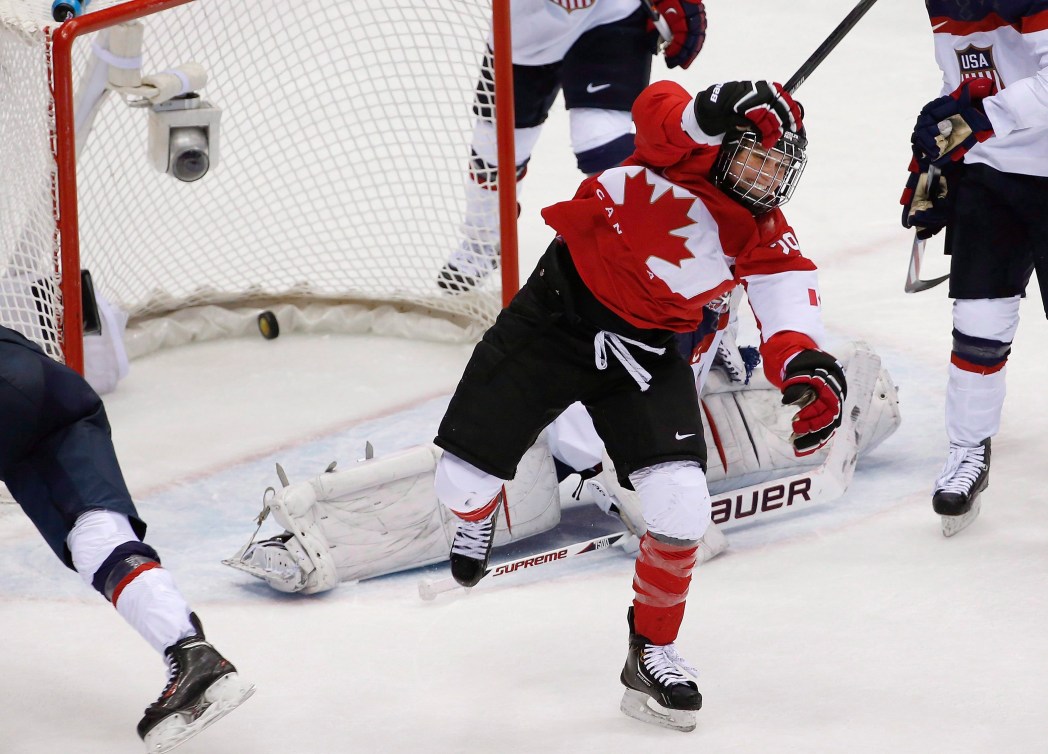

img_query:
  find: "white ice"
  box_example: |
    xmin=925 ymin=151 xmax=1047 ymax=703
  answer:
xmin=3 ymin=1 xmax=1048 ymax=752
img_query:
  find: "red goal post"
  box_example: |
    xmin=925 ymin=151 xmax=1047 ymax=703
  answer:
xmin=0 ymin=0 xmax=518 ymax=373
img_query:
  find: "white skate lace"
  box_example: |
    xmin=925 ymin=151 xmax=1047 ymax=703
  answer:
xmin=934 ymin=443 xmax=986 ymax=495
xmin=643 ymin=643 xmax=698 ymax=686
xmin=593 ymin=331 xmax=666 ymax=392
xmin=450 ymin=516 xmax=496 ymax=559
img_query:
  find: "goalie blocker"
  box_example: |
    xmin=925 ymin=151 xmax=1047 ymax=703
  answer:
xmin=224 ymin=342 xmax=899 ymax=594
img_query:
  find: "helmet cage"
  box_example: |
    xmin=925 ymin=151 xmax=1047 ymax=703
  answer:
xmin=713 ymin=130 xmax=807 ymax=214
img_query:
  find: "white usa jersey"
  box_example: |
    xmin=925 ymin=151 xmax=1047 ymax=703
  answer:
xmin=926 ymin=0 xmax=1048 ymax=176
xmin=503 ymin=0 xmax=642 ymax=66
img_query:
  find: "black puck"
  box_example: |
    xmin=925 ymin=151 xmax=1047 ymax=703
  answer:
xmin=257 ymin=310 xmax=280 ymax=340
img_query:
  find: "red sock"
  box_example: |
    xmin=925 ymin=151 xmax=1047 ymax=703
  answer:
xmin=632 ymin=533 xmax=698 ymax=645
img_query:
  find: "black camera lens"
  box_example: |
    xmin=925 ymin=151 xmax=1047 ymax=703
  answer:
xmin=173 ymin=149 xmax=209 ymax=182
xmin=169 ymin=127 xmax=210 ymax=182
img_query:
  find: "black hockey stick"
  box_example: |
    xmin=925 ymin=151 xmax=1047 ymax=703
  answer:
xmin=784 ymin=0 xmax=880 ymax=93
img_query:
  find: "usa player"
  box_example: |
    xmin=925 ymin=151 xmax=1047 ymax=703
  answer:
xmin=438 ymin=0 xmax=707 ymax=292
xmin=0 ymin=325 xmax=253 ymax=751
xmin=432 ymin=78 xmax=846 ymax=730
xmin=901 ymin=0 xmax=1048 ymax=535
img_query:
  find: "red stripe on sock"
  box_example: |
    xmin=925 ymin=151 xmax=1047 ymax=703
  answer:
xmin=453 ymin=488 xmax=503 ymax=523
xmin=111 ymin=562 xmax=160 ymax=606
xmin=951 ymin=353 xmax=1006 ymax=375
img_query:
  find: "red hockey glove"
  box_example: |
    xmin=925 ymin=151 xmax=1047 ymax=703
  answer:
xmin=693 ymin=81 xmax=803 ymax=148
xmin=900 ymin=155 xmax=952 ymax=239
xmin=649 ymin=0 xmax=706 ymax=70
xmin=781 ymin=349 xmax=847 ymax=457
xmin=911 ymin=78 xmax=996 ymax=167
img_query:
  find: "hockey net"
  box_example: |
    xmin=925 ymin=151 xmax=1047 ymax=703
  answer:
xmin=0 ymin=0 xmax=515 ymax=369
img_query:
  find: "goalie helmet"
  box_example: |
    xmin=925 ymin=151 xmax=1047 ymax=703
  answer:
xmin=713 ymin=129 xmax=807 ymax=214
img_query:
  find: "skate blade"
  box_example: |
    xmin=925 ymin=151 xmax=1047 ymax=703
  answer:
xmin=941 ymin=496 xmax=982 ymax=538
xmin=619 ymin=689 xmax=696 ymax=732
xmin=143 ymin=673 xmax=256 ymax=754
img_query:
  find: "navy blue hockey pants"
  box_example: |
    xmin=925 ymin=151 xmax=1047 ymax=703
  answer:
xmin=0 ymin=326 xmax=143 ymax=568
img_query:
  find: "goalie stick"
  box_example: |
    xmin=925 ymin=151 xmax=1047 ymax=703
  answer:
xmin=904 ymin=165 xmax=951 ymax=293
xmin=418 ymin=531 xmax=631 ymax=601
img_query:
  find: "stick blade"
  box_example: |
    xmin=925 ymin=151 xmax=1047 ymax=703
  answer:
xmin=904 ymin=273 xmax=950 ymax=293
xmin=905 ymin=231 xmax=950 ymax=293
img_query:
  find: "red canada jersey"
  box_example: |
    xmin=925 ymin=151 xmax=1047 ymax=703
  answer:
xmin=540 ymin=81 xmax=818 ymax=334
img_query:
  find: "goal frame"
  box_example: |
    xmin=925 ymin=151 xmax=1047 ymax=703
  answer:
xmin=47 ymin=0 xmax=519 ymax=374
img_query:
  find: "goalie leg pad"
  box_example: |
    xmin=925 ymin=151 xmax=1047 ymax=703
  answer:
xmin=233 ymin=438 xmax=563 ymax=591
xmin=260 ymin=482 xmax=339 ymax=595
xmin=699 ymin=340 xmax=902 ymax=492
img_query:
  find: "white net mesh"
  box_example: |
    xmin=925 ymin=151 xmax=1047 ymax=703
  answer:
xmin=0 ymin=0 xmax=506 ymax=360
xmin=0 ymin=7 xmax=63 ymax=359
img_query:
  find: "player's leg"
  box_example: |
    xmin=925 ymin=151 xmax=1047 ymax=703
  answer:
xmin=561 ymin=7 xmax=652 ymax=175
xmin=0 ymin=329 xmax=252 ymax=749
xmin=439 ymin=55 xmax=561 ymax=293
xmin=585 ymin=344 xmax=710 ymax=729
xmin=935 ymin=164 xmax=1039 ymax=533
xmin=435 ymin=248 xmax=598 ymax=584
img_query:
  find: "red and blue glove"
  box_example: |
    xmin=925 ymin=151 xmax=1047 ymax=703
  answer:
xmin=781 ymin=350 xmax=847 ymax=457
xmin=911 ymin=78 xmax=996 ymax=167
xmin=649 ymin=0 xmax=707 ymax=70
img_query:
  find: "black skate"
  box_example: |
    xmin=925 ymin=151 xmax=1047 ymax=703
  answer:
xmin=619 ymin=607 xmax=701 ymax=732
xmin=932 ymin=439 xmax=990 ymax=537
xmin=449 ymin=490 xmax=503 ymax=587
xmin=139 ymin=614 xmax=255 ymax=753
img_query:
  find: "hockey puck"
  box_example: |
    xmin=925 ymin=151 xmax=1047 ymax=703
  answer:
xmin=257 ymin=310 xmax=280 ymax=340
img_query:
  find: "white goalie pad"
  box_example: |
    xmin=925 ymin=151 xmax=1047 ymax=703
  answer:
xmin=226 ymin=434 xmax=561 ymax=593
xmin=699 ymin=341 xmax=901 ymax=493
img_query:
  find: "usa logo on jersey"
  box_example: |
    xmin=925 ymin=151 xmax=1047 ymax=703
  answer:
xmin=955 ymin=44 xmax=1004 ymax=90
xmin=548 ymin=0 xmax=597 ymax=11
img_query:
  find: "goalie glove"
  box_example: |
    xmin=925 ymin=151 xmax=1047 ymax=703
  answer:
xmin=781 ymin=349 xmax=847 ymax=457
xmin=649 ymin=0 xmax=706 ymax=70
xmin=693 ymin=80 xmax=803 ymax=148
xmin=900 ymin=156 xmax=953 ymax=239
xmin=911 ymin=78 xmax=996 ymax=167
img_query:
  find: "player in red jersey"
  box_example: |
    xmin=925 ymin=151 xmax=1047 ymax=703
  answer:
xmin=432 ymin=78 xmax=846 ymax=730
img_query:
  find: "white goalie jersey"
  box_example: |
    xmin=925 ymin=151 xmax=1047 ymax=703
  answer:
xmin=224 ymin=341 xmax=900 ymax=595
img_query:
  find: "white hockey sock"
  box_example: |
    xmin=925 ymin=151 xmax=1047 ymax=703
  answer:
xmin=115 ymin=568 xmax=195 ymax=654
xmin=945 ymin=363 xmax=1006 ymax=447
